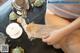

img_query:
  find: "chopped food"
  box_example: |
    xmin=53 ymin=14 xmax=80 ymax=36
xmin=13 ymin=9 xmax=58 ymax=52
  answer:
xmin=26 ymin=23 xmax=58 ymax=40
xmin=17 ymin=11 xmax=22 ymax=16
xmin=27 ymin=23 xmax=40 ymax=33
xmin=9 ymin=11 xmax=18 ymax=20
xmin=30 ymin=0 xmax=36 ymax=3
xmin=34 ymin=0 xmax=44 ymax=7
xmin=15 ymin=0 xmax=30 ymax=10
xmin=12 ymin=47 xmax=24 ymax=53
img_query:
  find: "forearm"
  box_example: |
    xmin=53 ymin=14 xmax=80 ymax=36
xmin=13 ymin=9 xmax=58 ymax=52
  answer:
xmin=61 ymin=17 xmax=80 ymax=35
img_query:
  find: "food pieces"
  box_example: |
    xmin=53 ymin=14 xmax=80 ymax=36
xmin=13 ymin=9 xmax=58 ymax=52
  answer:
xmin=30 ymin=0 xmax=44 ymax=7
xmin=15 ymin=0 xmax=29 ymax=10
xmin=11 ymin=0 xmax=30 ymax=20
xmin=12 ymin=2 xmax=21 ymax=10
xmin=9 ymin=11 xmax=18 ymax=20
xmin=12 ymin=47 xmax=24 ymax=53
xmin=26 ymin=23 xmax=58 ymax=40
xmin=30 ymin=0 xmax=36 ymax=3
xmin=15 ymin=0 xmax=24 ymax=8
xmin=34 ymin=0 xmax=44 ymax=7
xmin=27 ymin=23 xmax=40 ymax=33
xmin=24 ymin=23 xmax=41 ymax=40
xmin=16 ymin=11 xmax=22 ymax=16
xmin=6 ymin=23 xmax=23 ymax=39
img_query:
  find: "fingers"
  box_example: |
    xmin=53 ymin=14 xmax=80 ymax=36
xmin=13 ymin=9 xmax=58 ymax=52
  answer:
xmin=42 ymin=35 xmax=49 ymax=39
xmin=42 ymin=35 xmax=54 ymax=45
xmin=17 ymin=17 xmax=25 ymax=24
xmin=17 ymin=17 xmax=22 ymax=23
xmin=42 ymin=34 xmax=49 ymax=43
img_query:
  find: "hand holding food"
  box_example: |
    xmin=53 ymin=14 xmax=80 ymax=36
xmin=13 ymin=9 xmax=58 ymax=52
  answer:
xmin=12 ymin=47 xmax=24 ymax=53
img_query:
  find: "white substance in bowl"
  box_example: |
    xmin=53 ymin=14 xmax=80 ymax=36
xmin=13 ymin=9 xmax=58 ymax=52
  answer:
xmin=6 ymin=23 xmax=23 ymax=39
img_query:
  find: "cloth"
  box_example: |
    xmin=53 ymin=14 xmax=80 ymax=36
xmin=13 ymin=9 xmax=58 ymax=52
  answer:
xmin=48 ymin=0 xmax=80 ymax=19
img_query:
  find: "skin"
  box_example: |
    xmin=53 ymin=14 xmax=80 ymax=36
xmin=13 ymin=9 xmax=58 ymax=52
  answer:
xmin=17 ymin=14 xmax=80 ymax=53
xmin=42 ymin=16 xmax=80 ymax=44
xmin=17 ymin=12 xmax=80 ymax=53
xmin=44 ymin=12 xmax=80 ymax=53
xmin=16 ymin=3 xmax=80 ymax=53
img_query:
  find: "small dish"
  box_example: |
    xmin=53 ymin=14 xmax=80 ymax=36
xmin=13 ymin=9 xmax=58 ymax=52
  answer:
xmin=6 ymin=23 xmax=23 ymax=39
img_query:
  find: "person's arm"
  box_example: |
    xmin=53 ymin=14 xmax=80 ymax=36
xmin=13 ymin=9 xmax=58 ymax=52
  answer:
xmin=55 ymin=17 xmax=80 ymax=36
xmin=42 ymin=17 xmax=80 ymax=44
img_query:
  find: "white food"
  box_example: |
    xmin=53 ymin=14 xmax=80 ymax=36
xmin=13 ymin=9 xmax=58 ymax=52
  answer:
xmin=6 ymin=23 xmax=23 ymax=39
xmin=9 ymin=11 xmax=18 ymax=20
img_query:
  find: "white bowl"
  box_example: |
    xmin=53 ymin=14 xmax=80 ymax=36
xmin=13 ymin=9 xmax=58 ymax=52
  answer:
xmin=6 ymin=23 xmax=23 ymax=39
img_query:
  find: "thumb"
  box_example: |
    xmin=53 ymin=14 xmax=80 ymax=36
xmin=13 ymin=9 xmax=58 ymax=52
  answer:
xmin=42 ymin=35 xmax=49 ymax=39
xmin=42 ymin=35 xmax=50 ymax=43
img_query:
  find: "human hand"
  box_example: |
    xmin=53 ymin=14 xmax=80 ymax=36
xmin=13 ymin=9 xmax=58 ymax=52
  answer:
xmin=17 ymin=17 xmax=24 ymax=23
xmin=42 ymin=29 xmax=66 ymax=45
